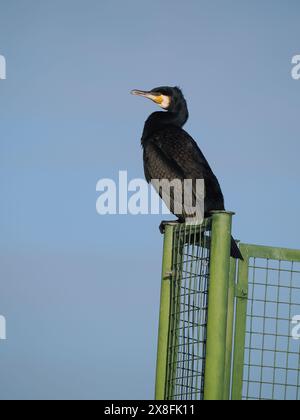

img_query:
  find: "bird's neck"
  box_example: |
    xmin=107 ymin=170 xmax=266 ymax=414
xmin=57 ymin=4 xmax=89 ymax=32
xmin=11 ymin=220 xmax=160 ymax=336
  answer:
xmin=142 ymin=101 xmax=189 ymax=143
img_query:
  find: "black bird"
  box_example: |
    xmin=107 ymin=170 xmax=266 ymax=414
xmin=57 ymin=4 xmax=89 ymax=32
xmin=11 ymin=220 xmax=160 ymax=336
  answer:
xmin=131 ymin=86 xmax=243 ymax=260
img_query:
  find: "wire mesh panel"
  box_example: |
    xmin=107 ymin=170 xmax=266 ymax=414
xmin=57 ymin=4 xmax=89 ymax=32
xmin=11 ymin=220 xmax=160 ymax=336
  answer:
xmin=234 ymin=245 xmax=300 ymax=400
xmin=165 ymin=220 xmax=211 ymax=400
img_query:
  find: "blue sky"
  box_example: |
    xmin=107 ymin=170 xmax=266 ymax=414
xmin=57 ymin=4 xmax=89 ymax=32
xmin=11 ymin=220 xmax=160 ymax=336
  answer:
xmin=0 ymin=0 xmax=299 ymax=399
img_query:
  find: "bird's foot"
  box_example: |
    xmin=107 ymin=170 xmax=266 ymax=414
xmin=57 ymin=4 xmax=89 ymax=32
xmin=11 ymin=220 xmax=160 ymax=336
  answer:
xmin=159 ymin=219 xmax=182 ymax=234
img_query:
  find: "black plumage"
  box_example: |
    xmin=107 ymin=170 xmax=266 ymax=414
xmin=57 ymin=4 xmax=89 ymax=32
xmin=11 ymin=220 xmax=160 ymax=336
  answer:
xmin=132 ymin=86 xmax=243 ymax=260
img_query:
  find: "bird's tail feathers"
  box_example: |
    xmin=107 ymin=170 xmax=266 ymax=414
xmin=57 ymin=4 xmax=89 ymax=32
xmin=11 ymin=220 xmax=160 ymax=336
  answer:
xmin=231 ymin=236 xmax=243 ymax=260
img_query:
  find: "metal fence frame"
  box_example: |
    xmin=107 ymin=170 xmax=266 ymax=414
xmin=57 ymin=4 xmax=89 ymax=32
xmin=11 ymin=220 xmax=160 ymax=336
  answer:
xmin=155 ymin=213 xmax=300 ymax=400
xmin=155 ymin=211 xmax=234 ymax=400
xmin=232 ymin=244 xmax=300 ymax=400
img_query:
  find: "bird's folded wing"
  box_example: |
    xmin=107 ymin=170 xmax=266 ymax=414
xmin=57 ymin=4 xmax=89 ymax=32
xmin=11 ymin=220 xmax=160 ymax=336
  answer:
xmin=152 ymin=126 xmax=212 ymax=177
xmin=150 ymin=126 xmax=225 ymax=212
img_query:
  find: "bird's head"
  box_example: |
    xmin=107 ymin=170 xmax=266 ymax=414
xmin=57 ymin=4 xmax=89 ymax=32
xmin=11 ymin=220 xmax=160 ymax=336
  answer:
xmin=131 ymin=86 xmax=185 ymax=112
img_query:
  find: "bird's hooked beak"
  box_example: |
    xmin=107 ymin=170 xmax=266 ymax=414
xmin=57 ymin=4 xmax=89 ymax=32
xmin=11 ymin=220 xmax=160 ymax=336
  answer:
xmin=131 ymin=89 xmax=171 ymax=109
xmin=131 ymin=89 xmax=164 ymax=105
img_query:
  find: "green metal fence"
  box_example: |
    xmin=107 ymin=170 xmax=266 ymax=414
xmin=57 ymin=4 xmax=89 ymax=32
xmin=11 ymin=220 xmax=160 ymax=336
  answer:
xmin=155 ymin=221 xmax=210 ymax=400
xmin=232 ymin=244 xmax=300 ymax=400
xmin=155 ymin=213 xmax=300 ymax=400
xmin=165 ymin=221 xmax=211 ymax=400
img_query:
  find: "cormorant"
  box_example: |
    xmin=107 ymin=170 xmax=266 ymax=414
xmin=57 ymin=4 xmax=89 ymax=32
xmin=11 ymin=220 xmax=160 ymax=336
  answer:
xmin=131 ymin=86 xmax=243 ymax=260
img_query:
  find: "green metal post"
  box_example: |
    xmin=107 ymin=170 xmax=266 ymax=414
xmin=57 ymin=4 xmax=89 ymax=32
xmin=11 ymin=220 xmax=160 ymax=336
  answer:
xmin=155 ymin=225 xmax=174 ymax=400
xmin=223 ymin=256 xmax=237 ymax=400
xmin=204 ymin=211 xmax=233 ymax=400
xmin=231 ymin=244 xmax=249 ymax=400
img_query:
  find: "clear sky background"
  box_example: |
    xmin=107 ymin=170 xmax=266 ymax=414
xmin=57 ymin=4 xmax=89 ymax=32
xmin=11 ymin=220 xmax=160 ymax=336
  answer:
xmin=0 ymin=0 xmax=299 ymax=400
